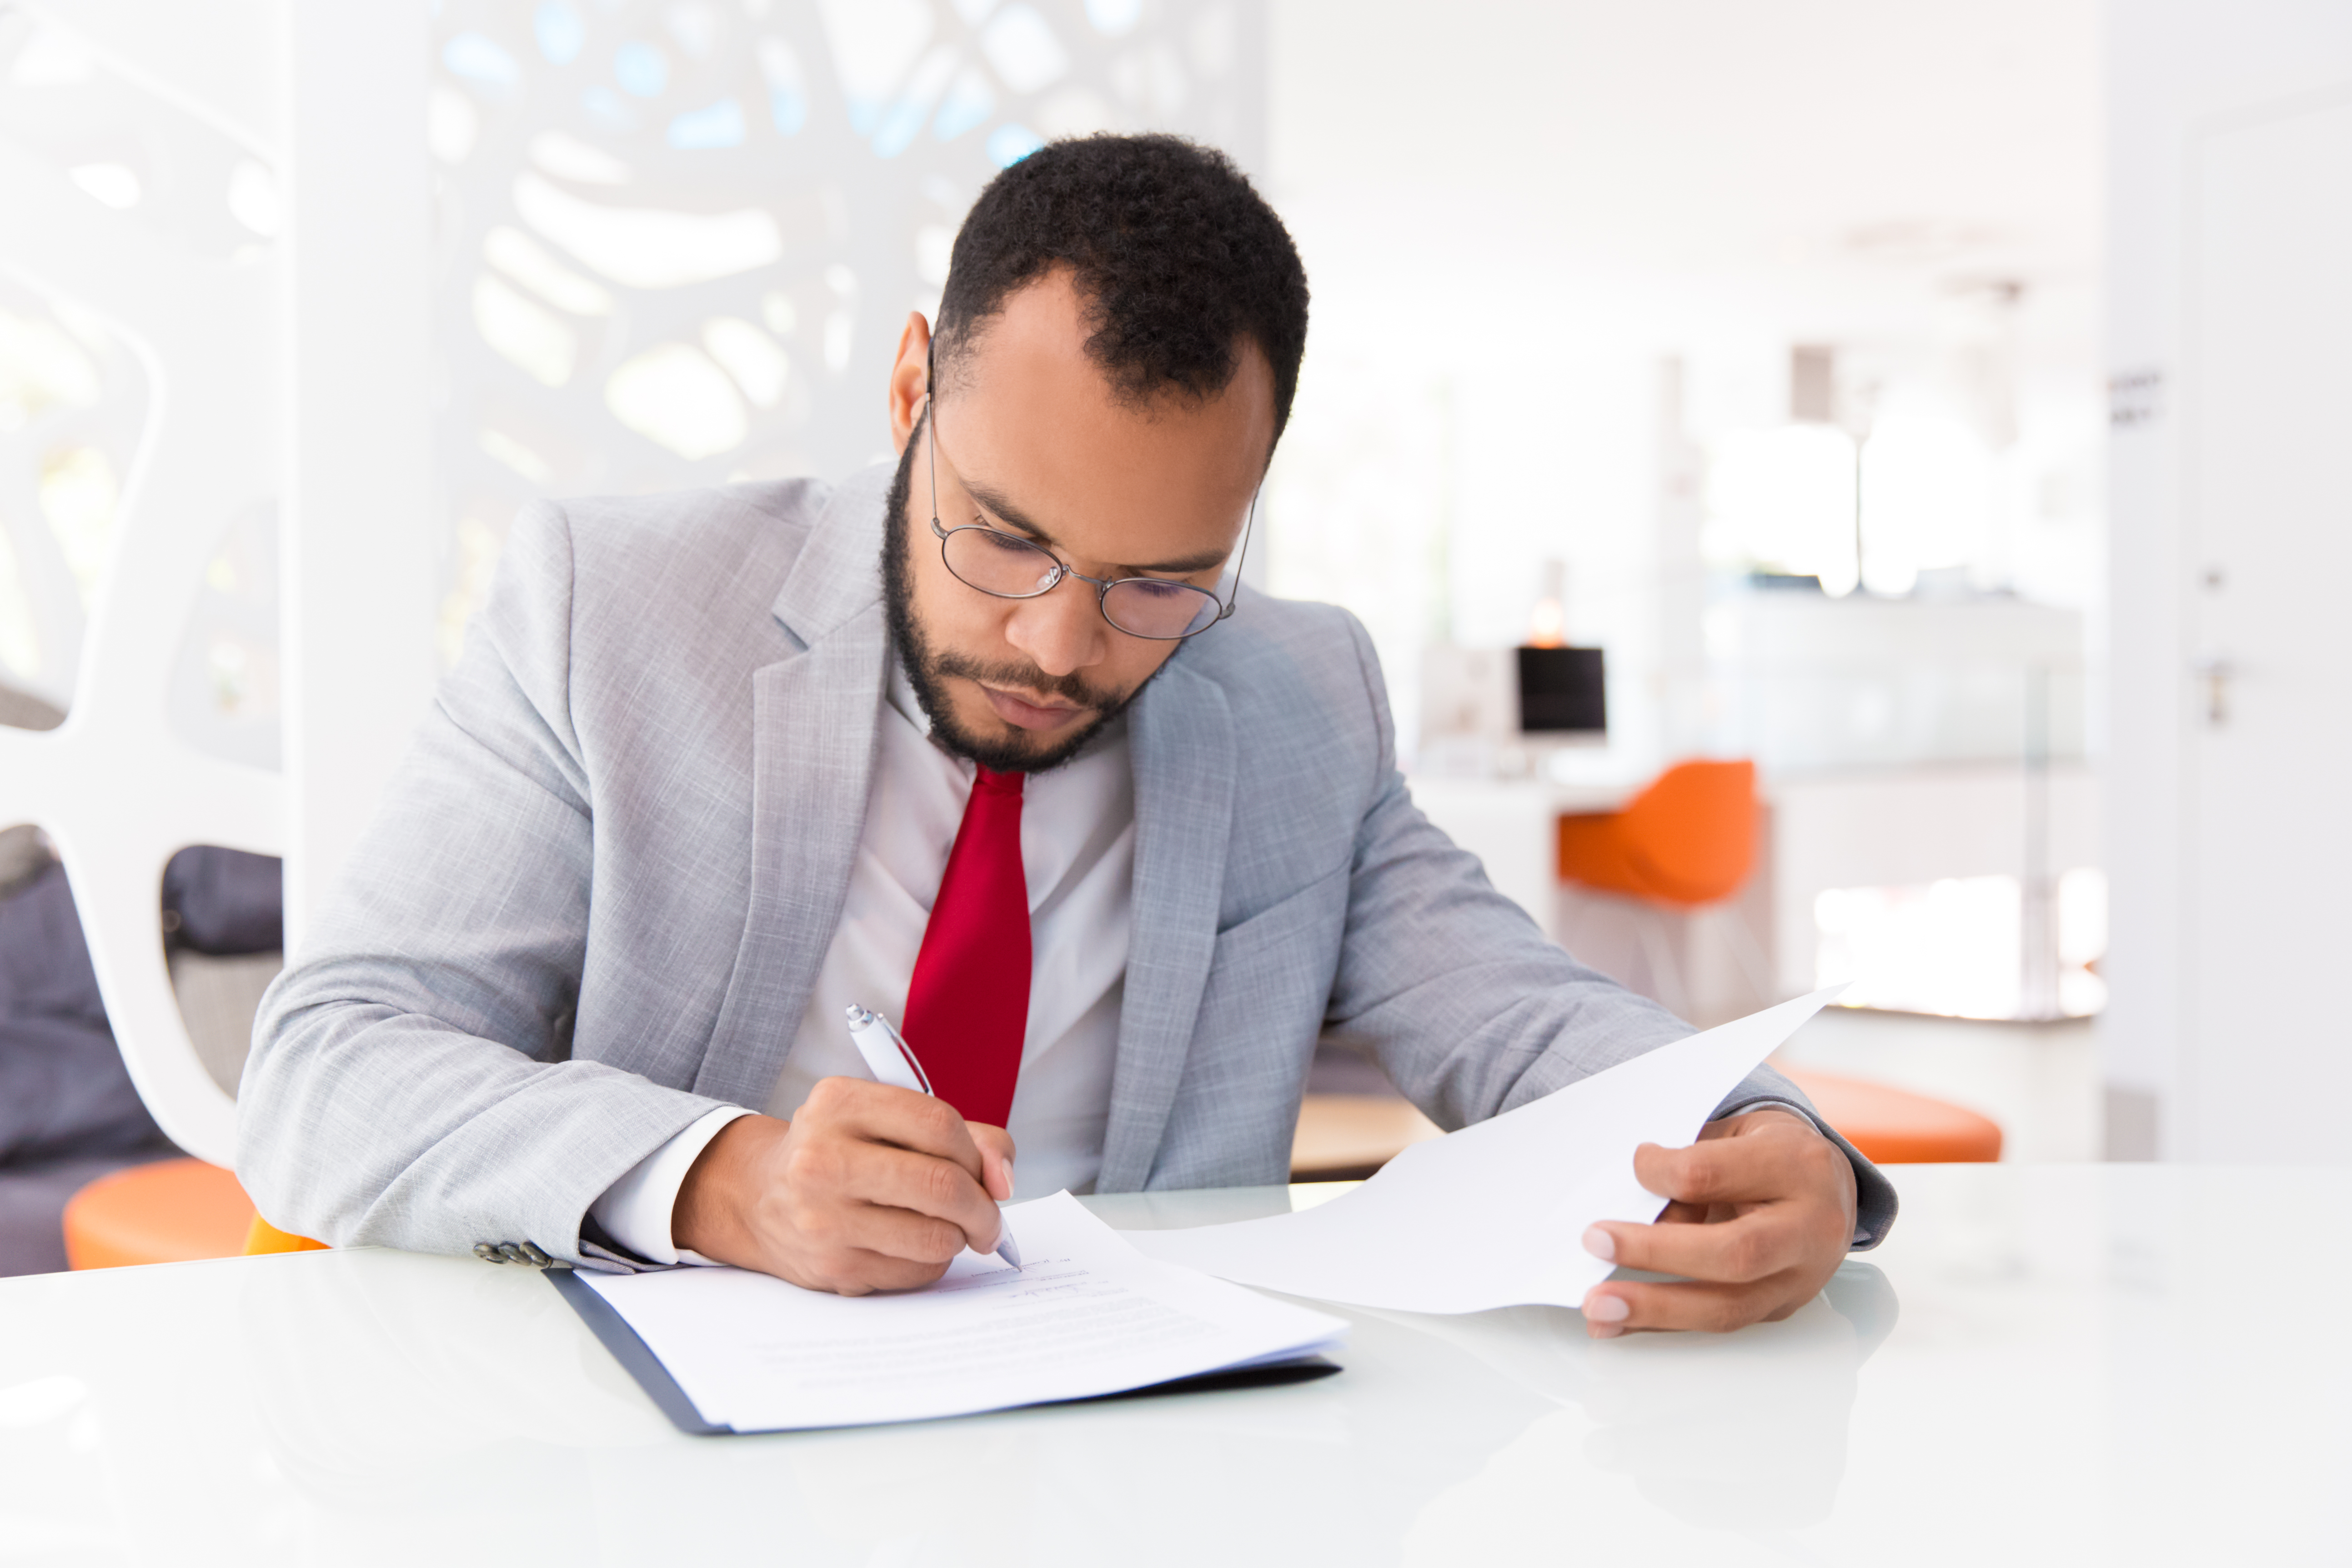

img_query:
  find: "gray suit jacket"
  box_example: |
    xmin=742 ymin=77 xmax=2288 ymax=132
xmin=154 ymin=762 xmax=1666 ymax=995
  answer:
xmin=239 ymin=465 xmax=1896 ymax=1268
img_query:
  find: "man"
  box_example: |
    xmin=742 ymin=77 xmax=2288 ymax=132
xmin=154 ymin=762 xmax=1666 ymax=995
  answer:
xmin=242 ymin=135 xmax=1892 ymax=1338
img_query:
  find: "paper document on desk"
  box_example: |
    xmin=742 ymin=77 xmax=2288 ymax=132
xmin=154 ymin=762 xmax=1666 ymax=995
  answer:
xmin=1126 ymin=987 xmax=1845 ymax=1314
xmin=567 ymin=1191 xmax=1346 ymax=1433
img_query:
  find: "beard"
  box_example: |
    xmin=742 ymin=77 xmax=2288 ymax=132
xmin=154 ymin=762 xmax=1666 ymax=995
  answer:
xmin=881 ymin=418 xmax=1153 ymax=775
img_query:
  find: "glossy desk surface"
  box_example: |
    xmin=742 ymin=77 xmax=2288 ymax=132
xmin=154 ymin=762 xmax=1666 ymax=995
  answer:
xmin=0 ymin=1165 xmax=2340 ymax=1565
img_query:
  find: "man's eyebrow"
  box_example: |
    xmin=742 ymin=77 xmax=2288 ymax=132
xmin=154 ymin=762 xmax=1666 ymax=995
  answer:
xmin=962 ymin=475 xmax=1234 ymax=576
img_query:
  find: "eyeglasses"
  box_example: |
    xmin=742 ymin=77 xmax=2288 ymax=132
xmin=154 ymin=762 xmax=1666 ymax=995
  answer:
xmin=923 ymin=371 xmax=1255 ymax=642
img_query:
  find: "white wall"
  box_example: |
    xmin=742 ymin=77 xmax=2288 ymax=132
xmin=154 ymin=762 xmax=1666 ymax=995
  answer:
xmin=1264 ymin=0 xmax=2105 ymax=783
xmin=282 ymin=2 xmax=440 ymax=945
xmin=2104 ymin=0 xmax=2352 ymax=1157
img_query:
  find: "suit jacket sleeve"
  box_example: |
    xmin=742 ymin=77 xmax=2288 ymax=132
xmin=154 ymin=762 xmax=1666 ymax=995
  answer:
xmin=236 ymin=501 xmax=729 ymax=1266
xmin=1317 ymin=614 xmax=1897 ymax=1249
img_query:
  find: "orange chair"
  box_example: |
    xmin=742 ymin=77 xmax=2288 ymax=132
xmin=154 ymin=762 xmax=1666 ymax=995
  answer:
xmin=1555 ymin=761 xmax=1997 ymax=1163
xmin=62 ymin=1158 xmax=325 ymax=1269
xmin=1555 ymin=760 xmax=1765 ymax=1017
xmin=1557 ymin=759 xmax=1757 ymax=906
xmin=1775 ymin=1066 xmax=2004 ymax=1163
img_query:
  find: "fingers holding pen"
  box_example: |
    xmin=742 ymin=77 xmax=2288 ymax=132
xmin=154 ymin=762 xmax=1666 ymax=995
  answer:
xmin=806 ymin=1077 xmax=985 ymax=1172
xmin=811 ymin=1080 xmax=1018 ymax=1200
xmin=967 ymin=1122 xmax=1018 ymax=1202
xmin=679 ymin=1080 xmax=1023 ymax=1293
xmin=784 ymin=1096 xmax=1005 ymax=1253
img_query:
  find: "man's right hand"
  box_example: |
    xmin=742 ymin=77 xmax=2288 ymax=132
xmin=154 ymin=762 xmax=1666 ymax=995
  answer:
xmin=671 ymin=1077 xmax=1017 ymax=1294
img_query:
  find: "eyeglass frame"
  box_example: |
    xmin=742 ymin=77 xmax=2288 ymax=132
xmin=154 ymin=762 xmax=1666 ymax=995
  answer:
xmin=921 ymin=347 xmax=1257 ymax=642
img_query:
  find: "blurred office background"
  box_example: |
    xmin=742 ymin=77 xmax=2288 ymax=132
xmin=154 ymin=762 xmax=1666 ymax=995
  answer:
xmin=1 ymin=0 xmax=2347 ymax=1267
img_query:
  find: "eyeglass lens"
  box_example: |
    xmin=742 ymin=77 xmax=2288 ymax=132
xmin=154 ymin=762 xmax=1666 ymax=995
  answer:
xmin=939 ymin=527 xmax=1224 ymax=639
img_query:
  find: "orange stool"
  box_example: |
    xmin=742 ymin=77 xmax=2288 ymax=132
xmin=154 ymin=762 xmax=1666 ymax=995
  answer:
xmin=62 ymin=1159 xmax=328 ymax=1269
xmin=244 ymin=1214 xmax=329 ymax=1255
xmin=63 ymin=1158 xmax=257 ymax=1269
xmin=1558 ymin=759 xmax=1758 ymax=906
xmin=1776 ymin=1066 xmax=2004 ymax=1163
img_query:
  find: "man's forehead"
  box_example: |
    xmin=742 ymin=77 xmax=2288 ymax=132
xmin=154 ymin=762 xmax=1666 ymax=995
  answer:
xmin=945 ymin=336 xmax=1265 ymax=495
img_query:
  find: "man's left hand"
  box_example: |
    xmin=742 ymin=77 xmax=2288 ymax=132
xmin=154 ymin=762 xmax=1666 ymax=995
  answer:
xmin=1579 ymin=1108 xmax=1858 ymax=1338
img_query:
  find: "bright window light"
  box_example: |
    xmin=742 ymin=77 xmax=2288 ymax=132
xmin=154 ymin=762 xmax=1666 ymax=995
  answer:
xmin=2057 ymin=866 xmax=2108 ymax=1017
xmin=68 ymin=163 xmax=140 ymax=210
xmin=1707 ymin=425 xmax=1858 ymax=594
xmin=226 ymin=160 xmax=280 ymax=238
xmin=1816 ymin=876 xmax=2021 ymax=1020
xmin=473 ymin=274 xmax=577 ymax=387
xmin=701 ymin=316 xmax=789 ymax=408
xmin=512 ymin=173 xmax=781 ymax=289
xmin=981 ymin=5 xmax=1070 ymax=94
xmin=604 ymin=342 xmax=747 ymax=459
xmin=1859 ymin=414 xmax=1992 ymax=596
xmin=39 ymin=446 xmax=120 ymax=611
xmin=1817 ymin=868 xmax=2107 ymax=1019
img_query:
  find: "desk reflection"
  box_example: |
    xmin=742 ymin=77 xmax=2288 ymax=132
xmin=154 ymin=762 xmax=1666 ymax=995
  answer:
xmin=1584 ymin=1262 xmax=1897 ymax=1527
xmin=230 ymin=1223 xmax=1895 ymax=1562
xmin=20 ymin=1167 xmax=2337 ymax=1565
xmin=236 ymin=1249 xmax=1563 ymax=1563
xmin=1371 ymin=1259 xmax=1898 ymax=1532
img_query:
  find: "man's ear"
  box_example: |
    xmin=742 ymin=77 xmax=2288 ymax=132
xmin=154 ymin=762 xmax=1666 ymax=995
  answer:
xmin=887 ymin=312 xmax=933 ymax=454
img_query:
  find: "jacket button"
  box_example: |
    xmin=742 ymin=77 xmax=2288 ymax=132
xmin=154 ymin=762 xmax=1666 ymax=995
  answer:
xmin=518 ymin=1241 xmax=555 ymax=1267
xmin=474 ymin=1242 xmax=505 ymax=1263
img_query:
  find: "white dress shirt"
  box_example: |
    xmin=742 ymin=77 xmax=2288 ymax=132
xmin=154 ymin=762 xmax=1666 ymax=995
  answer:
xmin=590 ymin=659 xmax=1136 ymax=1264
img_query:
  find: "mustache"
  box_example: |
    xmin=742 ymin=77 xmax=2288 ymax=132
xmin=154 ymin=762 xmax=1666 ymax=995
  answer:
xmin=929 ymin=650 xmax=1126 ymax=713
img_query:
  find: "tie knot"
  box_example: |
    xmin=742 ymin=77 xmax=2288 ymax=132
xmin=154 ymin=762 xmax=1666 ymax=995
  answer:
xmin=973 ymin=766 xmax=1026 ymax=796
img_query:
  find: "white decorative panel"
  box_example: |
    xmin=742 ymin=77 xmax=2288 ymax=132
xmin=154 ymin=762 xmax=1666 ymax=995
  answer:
xmin=0 ymin=2 xmax=286 ymax=1164
xmin=427 ymin=0 xmax=1263 ymax=659
xmin=0 ymin=0 xmax=1265 ymax=1170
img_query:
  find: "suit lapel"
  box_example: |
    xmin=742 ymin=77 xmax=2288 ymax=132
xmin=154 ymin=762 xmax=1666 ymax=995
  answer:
xmin=1097 ymin=660 xmax=1235 ymax=1190
xmin=694 ymin=473 xmax=891 ymax=1104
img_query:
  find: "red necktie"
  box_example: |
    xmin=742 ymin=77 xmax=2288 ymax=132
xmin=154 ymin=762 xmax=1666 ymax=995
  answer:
xmin=901 ymin=766 xmax=1031 ymax=1127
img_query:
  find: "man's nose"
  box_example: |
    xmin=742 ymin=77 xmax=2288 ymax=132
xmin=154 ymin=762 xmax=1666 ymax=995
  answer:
xmin=1003 ymin=576 xmax=1108 ymax=678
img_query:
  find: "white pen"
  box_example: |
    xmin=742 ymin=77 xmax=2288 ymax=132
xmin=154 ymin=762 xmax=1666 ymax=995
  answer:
xmin=843 ymin=1004 xmax=1023 ymax=1270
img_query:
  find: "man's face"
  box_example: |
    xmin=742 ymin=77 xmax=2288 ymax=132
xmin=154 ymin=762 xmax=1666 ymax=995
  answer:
xmin=882 ymin=271 xmax=1275 ymax=773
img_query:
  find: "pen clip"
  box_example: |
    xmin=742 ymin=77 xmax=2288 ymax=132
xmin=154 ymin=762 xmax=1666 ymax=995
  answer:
xmin=845 ymin=1004 xmax=934 ymax=1096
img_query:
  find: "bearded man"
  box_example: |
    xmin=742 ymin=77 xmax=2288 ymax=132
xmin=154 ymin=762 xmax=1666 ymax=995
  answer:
xmin=241 ymin=134 xmax=1892 ymax=1337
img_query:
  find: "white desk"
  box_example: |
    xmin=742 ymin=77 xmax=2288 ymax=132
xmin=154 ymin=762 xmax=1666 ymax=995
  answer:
xmin=0 ymin=1166 xmax=2339 ymax=1565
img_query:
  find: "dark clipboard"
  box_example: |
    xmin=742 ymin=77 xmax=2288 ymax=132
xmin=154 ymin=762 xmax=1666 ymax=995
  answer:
xmin=549 ymin=1269 xmax=1342 ymax=1437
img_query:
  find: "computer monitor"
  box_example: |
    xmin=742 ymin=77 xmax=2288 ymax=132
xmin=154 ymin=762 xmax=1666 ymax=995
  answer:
xmin=1515 ymin=646 xmax=1606 ymax=735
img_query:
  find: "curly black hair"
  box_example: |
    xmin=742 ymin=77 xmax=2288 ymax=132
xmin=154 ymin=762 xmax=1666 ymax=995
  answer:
xmin=934 ymin=133 xmax=1309 ymax=447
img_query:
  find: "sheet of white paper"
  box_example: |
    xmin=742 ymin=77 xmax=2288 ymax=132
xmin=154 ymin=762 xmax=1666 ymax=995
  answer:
xmin=1126 ymin=987 xmax=1846 ymax=1314
xmin=580 ymin=1190 xmax=1347 ymax=1432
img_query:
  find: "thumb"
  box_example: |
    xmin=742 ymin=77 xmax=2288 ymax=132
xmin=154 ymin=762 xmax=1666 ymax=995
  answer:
xmin=968 ymin=1122 xmax=1018 ymax=1202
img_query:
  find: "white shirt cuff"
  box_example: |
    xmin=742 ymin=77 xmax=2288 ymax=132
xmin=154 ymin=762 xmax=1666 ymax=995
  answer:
xmin=1724 ymin=1097 xmax=1814 ymax=1123
xmin=588 ymin=1106 xmax=754 ymax=1267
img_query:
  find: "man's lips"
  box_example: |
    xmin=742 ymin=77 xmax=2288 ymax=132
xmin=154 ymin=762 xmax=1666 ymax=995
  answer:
xmin=978 ymin=682 xmax=1091 ymax=732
